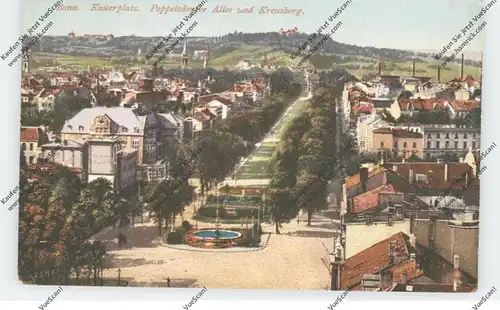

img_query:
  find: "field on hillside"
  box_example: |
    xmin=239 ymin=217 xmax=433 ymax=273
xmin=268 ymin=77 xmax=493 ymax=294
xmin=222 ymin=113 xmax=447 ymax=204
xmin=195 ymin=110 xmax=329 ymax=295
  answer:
xmin=32 ymin=44 xmax=482 ymax=82
xmin=305 ymin=52 xmax=481 ymax=81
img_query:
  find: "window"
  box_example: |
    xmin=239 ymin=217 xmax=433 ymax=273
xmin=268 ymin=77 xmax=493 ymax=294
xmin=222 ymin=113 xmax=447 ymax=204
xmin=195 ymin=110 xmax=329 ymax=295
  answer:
xmin=29 ymin=143 xmax=34 ymax=151
xmin=464 ymin=133 xmax=468 ymax=139
xmin=68 ymin=125 xmax=73 ymax=131
xmin=472 ymin=133 xmax=476 ymax=139
xmin=412 ymin=142 xmax=417 ymax=148
xmin=472 ymin=141 xmax=476 ymax=149
xmin=427 ymin=141 xmax=431 ymax=149
xmin=445 ymin=133 xmax=450 ymax=139
xmin=436 ymin=141 xmax=440 ymax=149
xmin=393 ymin=141 xmax=398 ymax=149
xmin=463 ymin=141 xmax=467 ymax=149
xmin=427 ymin=133 xmax=431 ymax=138
xmin=454 ymin=141 xmax=458 ymax=149
xmin=455 ymin=133 xmax=459 ymax=139
xmin=403 ymin=142 xmax=407 ymax=148
xmin=29 ymin=156 xmax=34 ymax=164
xmin=445 ymin=141 xmax=449 ymax=148
xmin=78 ymin=125 xmax=84 ymax=131
xmin=380 ymin=141 xmax=384 ymax=148
xmin=122 ymin=127 xmax=128 ymax=133
xmin=22 ymin=143 xmax=26 ymax=150
xmin=436 ymin=133 xmax=440 ymax=139
xmin=132 ymin=140 xmax=139 ymax=149
xmin=134 ymin=127 xmax=140 ymax=133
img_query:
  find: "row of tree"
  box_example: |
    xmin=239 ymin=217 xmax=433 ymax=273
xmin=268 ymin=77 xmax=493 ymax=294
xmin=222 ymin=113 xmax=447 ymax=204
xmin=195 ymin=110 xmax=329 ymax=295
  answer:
xmin=266 ymin=85 xmax=344 ymax=233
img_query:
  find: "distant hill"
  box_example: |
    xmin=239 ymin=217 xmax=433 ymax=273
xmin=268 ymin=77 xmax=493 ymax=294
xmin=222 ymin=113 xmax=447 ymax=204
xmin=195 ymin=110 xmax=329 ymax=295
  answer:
xmin=29 ymin=32 xmax=482 ymax=80
xmin=30 ymin=32 xmax=478 ymax=65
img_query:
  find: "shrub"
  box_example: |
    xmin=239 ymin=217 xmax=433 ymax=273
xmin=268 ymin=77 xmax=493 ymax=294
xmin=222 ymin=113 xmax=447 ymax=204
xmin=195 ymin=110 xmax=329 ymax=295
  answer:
xmin=182 ymin=220 xmax=193 ymax=232
xmin=166 ymin=231 xmax=184 ymax=244
xmin=197 ymin=207 xmax=228 ymax=218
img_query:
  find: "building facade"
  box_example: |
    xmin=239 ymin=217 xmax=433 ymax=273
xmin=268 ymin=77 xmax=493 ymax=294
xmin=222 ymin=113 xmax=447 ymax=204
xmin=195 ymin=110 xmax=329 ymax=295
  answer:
xmin=422 ymin=126 xmax=480 ymax=159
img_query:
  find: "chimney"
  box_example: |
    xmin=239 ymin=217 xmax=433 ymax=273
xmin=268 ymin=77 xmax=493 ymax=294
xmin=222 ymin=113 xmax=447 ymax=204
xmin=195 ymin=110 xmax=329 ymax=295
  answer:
xmin=360 ymin=167 xmax=369 ymax=193
xmin=409 ymin=168 xmax=414 ymax=184
xmin=444 ymin=164 xmax=448 ymax=182
xmin=437 ymin=66 xmax=441 ymax=83
xmin=412 ymin=60 xmax=415 ymax=77
xmin=388 ymin=240 xmax=396 ymax=265
xmin=453 ymin=254 xmax=460 ymax=269
xmin=409 ymin=234 xmax=416 ymax=247
xmin=461 ymin=54 xmax=464 ymax=80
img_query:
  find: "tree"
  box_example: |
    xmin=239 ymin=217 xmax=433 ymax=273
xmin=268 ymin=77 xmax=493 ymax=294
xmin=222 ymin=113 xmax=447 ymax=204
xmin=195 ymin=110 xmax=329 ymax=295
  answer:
xmin=266 ymin=188 xmax=295 ymax=234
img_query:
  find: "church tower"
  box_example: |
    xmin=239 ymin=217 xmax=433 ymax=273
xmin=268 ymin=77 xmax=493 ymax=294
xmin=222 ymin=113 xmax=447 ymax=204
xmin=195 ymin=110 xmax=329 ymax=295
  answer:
xmin=203 ymin=40 xmax=210 ymax=69
xmin=181 ymin=39 xmax=188 ymax=69
xmin=22 ymin=50 xmax=31 ymax=73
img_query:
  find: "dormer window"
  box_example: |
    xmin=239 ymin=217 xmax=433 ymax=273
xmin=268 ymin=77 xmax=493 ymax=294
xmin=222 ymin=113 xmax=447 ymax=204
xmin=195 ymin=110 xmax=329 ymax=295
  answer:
xmin=122 ymin=127 xmax=128 ymax=133
xmin=68 ymin=125 xmax=73 ymax=131
xmin=79 ymin=125 xmax=84 ymax=131
xmin=134 ymin=127 xmax=140 ymax=133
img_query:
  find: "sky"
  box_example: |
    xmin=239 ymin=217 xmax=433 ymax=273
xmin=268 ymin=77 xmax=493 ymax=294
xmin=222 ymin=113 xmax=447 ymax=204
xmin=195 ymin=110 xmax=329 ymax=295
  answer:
xmin=22 ymin=0 xmax=487 ymax=52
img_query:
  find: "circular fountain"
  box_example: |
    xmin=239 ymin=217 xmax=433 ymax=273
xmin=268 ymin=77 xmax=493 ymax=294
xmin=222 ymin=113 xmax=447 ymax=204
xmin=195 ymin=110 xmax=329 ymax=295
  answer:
xmin=187 ymin=229 xmax=243 ymax=249
xmin=187 ymin=207 xmax=243 ymax=249
xmin=193 ymin=229 xmax=242 ymax=240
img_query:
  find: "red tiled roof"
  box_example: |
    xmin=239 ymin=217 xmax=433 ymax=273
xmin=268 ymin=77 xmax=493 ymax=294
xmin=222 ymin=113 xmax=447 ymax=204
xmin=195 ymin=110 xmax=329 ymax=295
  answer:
xmin=392 ymin=128 xmax=423 ymax=138
xmin=198 ymin=94 xmax=232 ymax=106
xmin=372 ymin=128 xmax=423 ymax=138
xmin=448 ymin=100 xmax=479 ymax=111
xmin=340 ymin=232 xmax=410 ymax=289
xmin=193 ymin=111 xmax=210 ymax=122
xmin=399 ymin=98 xmax=447 ymax=111
xmin=385 ymin=162 xmax=472 ymax=189
xmin=20 ymin=127 xmax=39 ymax=142
xmin=201 ymin=108 xmax=217 ymax=118
xmin=352 ymin=104 xmax=374 ymax=114
xmin=22 ymin=162 xmax=82 ymax=181
xmin=373 ymin=127 xmax=393 ymax=134
xmin=345 ymin=166 xmax=385 ymax=190
xmin=388 ymin=259 xmax=424 ymax=284
xmin=351 ymin=184 xmax=398 ymax=214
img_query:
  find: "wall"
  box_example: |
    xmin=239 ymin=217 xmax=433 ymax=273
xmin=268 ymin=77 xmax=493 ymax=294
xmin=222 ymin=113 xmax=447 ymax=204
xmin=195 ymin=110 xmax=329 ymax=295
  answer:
xmin=345 ymin=220 xmax=411 ymax=259
xmin=372 ymin=133 xmax=393 ymax=152
xmin=411 ymin=219 xmax=478 ymax=279
xmin=394 ymin=136 xmax=424 ymax=158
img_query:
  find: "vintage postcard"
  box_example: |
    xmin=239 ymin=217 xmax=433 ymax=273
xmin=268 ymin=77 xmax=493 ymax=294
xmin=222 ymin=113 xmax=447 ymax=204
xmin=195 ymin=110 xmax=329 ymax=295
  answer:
xmin=15 ymin=0 xmax=487 ymax=293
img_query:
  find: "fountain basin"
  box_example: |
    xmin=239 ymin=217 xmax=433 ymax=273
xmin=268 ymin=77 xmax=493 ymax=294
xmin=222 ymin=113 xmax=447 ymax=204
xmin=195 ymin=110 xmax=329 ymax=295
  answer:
xmin=193 ymin=230 xmax=242 ymax=240
xmin=186 ymin=229 xmax=243 ymax=249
